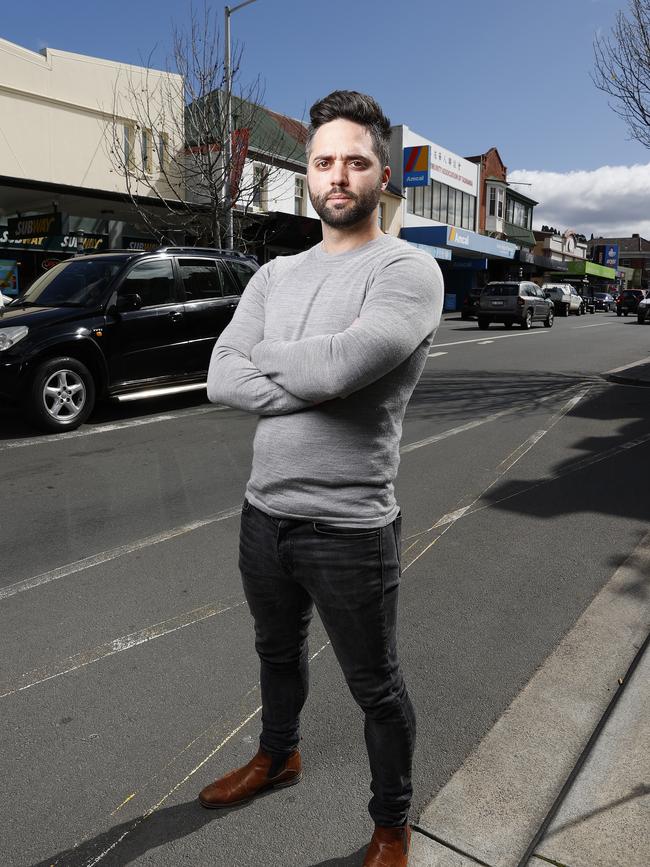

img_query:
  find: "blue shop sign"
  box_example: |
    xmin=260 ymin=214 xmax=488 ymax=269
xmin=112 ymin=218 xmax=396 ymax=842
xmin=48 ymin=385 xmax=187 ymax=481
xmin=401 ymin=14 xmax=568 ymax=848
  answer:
xmin=401 ymin=225 xmax=517 ymax=259
xmin=403 ymin=146 xmax=430 ymax=187
xmin=407 ymin=242 xmax=452 ymax=261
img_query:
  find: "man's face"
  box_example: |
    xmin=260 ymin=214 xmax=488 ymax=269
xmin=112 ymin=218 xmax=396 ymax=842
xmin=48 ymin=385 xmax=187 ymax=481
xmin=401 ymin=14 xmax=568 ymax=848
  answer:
xmin=307 ymin=118 xmax=389 ymax=229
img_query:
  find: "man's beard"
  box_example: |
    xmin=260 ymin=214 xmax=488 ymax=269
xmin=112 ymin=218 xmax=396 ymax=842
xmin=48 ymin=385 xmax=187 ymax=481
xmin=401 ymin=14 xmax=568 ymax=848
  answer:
xmin=309 ymin=182 xmax=382 ymax=228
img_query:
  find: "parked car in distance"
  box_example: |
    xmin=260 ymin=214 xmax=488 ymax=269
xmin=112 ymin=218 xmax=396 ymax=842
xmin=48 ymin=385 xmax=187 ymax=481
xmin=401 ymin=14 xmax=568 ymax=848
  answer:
xmin=461 ymin=290 xmax=481 ymax=321
xmin=592 ymin=291 xmax=614 ymax=312
xmin=478 ymin=281 xmax=554 ymax=330
xmin=616 ymin=289 xmax=645 ymax=316
xmin=0 ymin=246 xmax=258 ymax=432
xmin=636 ymin=295 xmax=650 ymax=323
xmin=541 ymin=283 xmax=584 ymax=316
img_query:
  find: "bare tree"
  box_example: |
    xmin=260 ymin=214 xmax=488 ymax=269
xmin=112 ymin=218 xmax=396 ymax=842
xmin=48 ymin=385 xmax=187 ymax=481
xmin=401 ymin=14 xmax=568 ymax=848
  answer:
xmin=593 ymin=0 xmax=650 ymax=148
xmin=106 ymin=2 xmax=304 ymax=249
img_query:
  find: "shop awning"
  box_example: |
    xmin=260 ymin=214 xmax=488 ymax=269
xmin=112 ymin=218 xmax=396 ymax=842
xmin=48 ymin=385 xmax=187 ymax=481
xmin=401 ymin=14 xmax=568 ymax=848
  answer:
xmin=401 ymin=225 xmax=517 ymax=260
xmin=566 ymin=260 xmax=617 ymax=280
xmin=503 ymin=221 xmax=536 ymax=248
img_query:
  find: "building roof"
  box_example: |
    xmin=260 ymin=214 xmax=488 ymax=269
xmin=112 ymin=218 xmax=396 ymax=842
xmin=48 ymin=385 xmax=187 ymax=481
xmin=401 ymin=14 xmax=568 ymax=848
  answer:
xmin=186 ymin=92 xmax=308 ymax=166
xmin=588 ymin=235 xmax=650 ymax=253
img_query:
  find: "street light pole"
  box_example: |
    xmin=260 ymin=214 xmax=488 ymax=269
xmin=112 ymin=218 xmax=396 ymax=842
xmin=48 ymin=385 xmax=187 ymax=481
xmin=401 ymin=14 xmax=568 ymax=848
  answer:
xmin=224 ymin=0 xmax=259 ymax=250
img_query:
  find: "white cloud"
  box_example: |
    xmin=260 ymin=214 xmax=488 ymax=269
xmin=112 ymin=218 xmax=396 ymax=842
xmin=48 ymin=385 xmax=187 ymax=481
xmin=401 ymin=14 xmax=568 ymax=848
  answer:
xmin=508 ymin=163 xmax=650 ymax=239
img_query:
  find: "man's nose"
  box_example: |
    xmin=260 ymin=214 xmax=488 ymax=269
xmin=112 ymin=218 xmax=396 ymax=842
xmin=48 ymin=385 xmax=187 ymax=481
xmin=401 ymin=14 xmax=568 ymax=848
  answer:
xmin=330 ymin=160 xmax=349 ymax=186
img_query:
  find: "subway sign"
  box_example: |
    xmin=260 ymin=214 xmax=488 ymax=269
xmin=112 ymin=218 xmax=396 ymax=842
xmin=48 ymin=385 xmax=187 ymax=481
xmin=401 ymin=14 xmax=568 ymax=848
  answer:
xmin=8 ymin=211 xmax=62 ymax=240
xmin=403 ymin=146 xmax=430 ymax=187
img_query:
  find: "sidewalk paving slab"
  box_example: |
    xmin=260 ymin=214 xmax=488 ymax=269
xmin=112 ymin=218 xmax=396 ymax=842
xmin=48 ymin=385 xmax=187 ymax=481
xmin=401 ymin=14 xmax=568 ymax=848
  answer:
xmin=410 ymin=832 xmax=478 ymax=866
xmin=532 ymin=641 xmax=650 ymax=867
xmin=413 ymin=531 xmax=650 ymax=867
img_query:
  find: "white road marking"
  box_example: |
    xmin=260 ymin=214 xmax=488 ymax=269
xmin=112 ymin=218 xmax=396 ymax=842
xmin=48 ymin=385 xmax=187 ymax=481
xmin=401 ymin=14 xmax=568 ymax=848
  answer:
xmin=0 ymin=598 xmax=246 ymax=699
xmin=403 ymin=387 xmax=592 ymax=568
xmin=400 ymin=386 xmax=582 ymax=456
xmin=605 ymin=355 xmax=650 ymax=374
xmin=477 ymin=340 xmax=494 ymax=344
xmin=0 ymin=505 xmax=242 ymax=602
xmin=0 ymin=404 xmax=227 ymax=451
xmin=427 ymin=351 xmax=448 ymax=358
xmin=82 ymin=640 xmax=332 ymax=866
xmin=431 ymin=331 xmax=549 ymax=348
xmin=573 ymin=321 xmax=618 ymax=328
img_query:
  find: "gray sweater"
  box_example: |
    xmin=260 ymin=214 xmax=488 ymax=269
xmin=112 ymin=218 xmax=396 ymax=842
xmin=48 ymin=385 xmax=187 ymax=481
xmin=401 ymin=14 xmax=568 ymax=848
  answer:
xmin=207 ymin=233 xmax=444 ymax=526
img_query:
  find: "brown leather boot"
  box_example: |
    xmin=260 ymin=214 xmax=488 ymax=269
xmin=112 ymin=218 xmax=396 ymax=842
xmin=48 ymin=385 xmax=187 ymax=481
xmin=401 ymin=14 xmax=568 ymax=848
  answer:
xmin=198 ymin=748 xmax=302 ymax=809
xmin=362 ymin=823 xmax=411 ymax=866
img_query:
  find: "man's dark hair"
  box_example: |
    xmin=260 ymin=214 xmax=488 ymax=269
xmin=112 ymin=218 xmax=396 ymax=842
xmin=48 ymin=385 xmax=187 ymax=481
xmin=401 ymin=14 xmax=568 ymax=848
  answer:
xmin=306 ymin=90 xmax=391 ymax=168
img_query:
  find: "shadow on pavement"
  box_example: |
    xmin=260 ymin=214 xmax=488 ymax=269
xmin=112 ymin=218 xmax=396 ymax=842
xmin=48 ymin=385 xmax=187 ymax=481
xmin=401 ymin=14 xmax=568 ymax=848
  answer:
xmin=30 ymin=799 xmax=245 ymax=867
xmin=308 ymin=849 xmax=366 ymax=866
xmin=409 ymin=369 xmax=595 ymax=425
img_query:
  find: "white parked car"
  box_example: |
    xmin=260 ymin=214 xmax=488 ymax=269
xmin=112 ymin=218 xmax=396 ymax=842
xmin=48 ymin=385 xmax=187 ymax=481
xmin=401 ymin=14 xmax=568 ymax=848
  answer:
xmin=541 ymin=283 xmax=584 ymax=316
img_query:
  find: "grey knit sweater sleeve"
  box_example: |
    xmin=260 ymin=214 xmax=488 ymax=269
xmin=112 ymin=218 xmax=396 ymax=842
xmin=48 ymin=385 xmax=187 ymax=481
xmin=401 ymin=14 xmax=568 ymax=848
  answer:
xmin=250 ymin=251 xmax=440 ymax=402
xmin=206 ymin=263 xmax=312 ymax=415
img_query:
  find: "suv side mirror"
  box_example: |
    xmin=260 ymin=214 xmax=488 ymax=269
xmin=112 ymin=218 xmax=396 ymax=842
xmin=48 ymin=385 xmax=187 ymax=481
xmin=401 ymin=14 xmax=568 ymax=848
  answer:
xmin=116 ymin=292 xmax=143 ymax=312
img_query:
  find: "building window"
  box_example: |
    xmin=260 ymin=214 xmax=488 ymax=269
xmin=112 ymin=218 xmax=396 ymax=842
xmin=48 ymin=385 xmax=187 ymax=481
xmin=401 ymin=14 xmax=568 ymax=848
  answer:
xmin=423 ymin=182 xmax=432 ymax=219
xmin=157 ymin=133 xmax=168 ymax=171
xmin=488 ymin=186 xmax=496 ymax=217
xmin=414 ymin=185 xmax=425 ymax=217
xmin=378 ymin=201 xmax=385 ymax=230
xmin=497 ymin=188 xmax=504 ymax=218
xmin=447 ymin=188 xmax=456 ymax=225
xmin=141 ymin=129 xmax=152 ymax=173
xmin=294 ymin=176 xmax=305 ymax=216
xmin=253 ymin=164 xmax=268 ymax=210
xmin=431 ymin=181 xmax=442 ymax=221
xmin=124 ymin=124 xmax=135 ymax=169
xmin=407 ymin=187 xmax=415 ymax=213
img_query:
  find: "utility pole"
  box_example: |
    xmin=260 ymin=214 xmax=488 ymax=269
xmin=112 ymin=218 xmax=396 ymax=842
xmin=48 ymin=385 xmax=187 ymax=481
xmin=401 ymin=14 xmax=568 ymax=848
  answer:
xmin=224 ymin=0 xmax=259 ymax=249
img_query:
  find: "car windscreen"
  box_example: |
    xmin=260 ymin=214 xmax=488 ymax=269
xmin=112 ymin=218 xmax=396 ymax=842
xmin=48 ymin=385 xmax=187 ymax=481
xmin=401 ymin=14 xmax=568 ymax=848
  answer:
xmin=484 ymin=284 xmax=518 ymax=297
xmin=18 ymin=258 xmax=124 ymax=307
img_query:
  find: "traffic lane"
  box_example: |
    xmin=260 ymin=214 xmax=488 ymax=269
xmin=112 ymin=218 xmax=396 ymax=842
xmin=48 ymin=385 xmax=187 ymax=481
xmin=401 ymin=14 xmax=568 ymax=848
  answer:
xmin=19 ymin=427 xmax=645 ymax=867
xmin=0 ymin=516 xmax=244 ymax=682
xmin=6 ymin=386 xmax=647 ymax=865
xmin=397 ymin=383 xmax=595 ymax=541
xmin=430 ymin=314 xmax=648 ymax=377
xmin=0 ymin=406 xmax=257 ymax=585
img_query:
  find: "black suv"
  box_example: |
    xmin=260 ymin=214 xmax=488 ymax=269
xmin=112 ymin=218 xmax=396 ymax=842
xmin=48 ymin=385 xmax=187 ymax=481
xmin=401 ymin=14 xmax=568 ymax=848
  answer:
xmin=0 ymin=247 xmax=257 ymax=432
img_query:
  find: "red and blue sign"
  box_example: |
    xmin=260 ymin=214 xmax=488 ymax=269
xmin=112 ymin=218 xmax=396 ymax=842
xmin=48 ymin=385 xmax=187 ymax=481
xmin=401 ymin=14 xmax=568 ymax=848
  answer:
xmin=403 ymin=146 xmax=430 ymax=187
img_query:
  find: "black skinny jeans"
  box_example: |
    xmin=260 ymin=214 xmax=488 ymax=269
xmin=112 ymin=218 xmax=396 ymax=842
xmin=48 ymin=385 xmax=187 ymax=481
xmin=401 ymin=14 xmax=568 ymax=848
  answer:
xmin=239 ymin=498 xmax=416 ymax=827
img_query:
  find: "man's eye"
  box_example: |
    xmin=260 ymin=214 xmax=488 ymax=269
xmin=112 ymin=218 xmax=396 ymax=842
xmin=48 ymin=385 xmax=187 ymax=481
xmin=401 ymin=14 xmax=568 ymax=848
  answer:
xmin=316 ymin=160 xmax=329 ymax=168
xmin=350 ymin=160 xmax=367 ymax=168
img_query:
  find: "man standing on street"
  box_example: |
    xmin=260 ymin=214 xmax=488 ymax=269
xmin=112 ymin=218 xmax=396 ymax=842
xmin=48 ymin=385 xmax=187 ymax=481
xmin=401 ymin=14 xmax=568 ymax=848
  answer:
xmin=199 ymin=90 xmax=443 ymax=866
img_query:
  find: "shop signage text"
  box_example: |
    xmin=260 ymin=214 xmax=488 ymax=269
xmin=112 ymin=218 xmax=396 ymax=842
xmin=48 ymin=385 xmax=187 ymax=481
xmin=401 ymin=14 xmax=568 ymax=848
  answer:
xmin=8 ymin=212 xmax=62 ymax=240
xmin=403 ymin=146 xmax=431 ymax=187
xmin=122 ymin=236 xmax=159 ymax=251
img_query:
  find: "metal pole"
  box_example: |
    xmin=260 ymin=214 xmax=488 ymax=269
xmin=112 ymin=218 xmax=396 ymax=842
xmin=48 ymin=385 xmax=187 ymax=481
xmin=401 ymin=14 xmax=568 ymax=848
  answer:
xmin=224 ymin=0 xmax=259 ymax=251
xmin=224 ymin=6 xmax=233 ymax=249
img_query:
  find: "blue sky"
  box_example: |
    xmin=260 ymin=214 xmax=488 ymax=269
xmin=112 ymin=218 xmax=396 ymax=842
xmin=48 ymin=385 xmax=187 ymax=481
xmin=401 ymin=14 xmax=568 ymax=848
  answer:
xmin=4 ymin=0 xmax=650 ymax=235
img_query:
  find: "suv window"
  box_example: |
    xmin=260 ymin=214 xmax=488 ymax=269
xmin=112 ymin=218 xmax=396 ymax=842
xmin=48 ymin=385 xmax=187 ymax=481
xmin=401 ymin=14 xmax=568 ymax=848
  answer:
xmin=485 ymin=284 xmax=518 ymax=297
xmin=19 ymin=258 xmax=122 ymax=307
xmin=226 ymin=260 xmax=256 ymax=293
xmin=178 ymin=258 xmax=223 ymax=300
xmin=120 ymin=259 xmax=176 ymax=307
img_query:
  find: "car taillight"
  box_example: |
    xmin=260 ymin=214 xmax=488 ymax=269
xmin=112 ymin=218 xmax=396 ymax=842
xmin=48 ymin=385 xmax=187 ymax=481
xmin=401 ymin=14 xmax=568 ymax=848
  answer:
xmin=517 ymin=296 xmax=525 ymax=306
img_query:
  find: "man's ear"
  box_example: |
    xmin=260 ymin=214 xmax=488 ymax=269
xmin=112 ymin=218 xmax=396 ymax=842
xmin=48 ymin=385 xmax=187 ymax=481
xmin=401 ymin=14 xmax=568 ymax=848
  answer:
xmin=381 ymin=165 xmax=391 ymax=190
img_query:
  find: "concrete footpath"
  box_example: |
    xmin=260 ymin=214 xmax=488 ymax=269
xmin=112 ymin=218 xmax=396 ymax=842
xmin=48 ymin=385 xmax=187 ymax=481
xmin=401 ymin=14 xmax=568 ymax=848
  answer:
xmin=409 ymin=357 xmax=650 ymax=867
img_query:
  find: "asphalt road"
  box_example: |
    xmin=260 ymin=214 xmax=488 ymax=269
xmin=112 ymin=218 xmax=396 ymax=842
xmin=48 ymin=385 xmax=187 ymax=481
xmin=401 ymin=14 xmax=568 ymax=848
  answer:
xmin=1 ymin=310 xmax=649 ymax=866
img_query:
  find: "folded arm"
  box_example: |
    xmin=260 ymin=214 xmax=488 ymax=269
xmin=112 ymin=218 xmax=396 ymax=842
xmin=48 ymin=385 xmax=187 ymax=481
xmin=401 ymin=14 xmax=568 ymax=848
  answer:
xmin=207 ymin=265 xmax=312 ymax=416
xmin=250 ymin=253 xmax=443 ymax=402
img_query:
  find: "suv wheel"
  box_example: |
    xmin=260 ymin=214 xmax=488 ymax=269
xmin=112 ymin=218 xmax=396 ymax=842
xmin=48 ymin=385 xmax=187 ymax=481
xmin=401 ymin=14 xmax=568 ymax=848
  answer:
xmin=563 ymin=303 xmax=570 ymax=317
xmin=26 ymin=356 xmax=96 ymax=433
xmin=544 ymin=308 xmax=554 ymax=328
xmin=521 ymin=309 xmax=533 ymax=329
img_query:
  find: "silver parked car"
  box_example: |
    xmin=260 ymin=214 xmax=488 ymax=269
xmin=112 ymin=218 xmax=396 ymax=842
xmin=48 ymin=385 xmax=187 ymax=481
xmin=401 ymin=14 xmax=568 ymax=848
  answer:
xmin=542 ymin=283 xmax=584 ymax=316
xmin=478 ymin=281 xmax=554 ymax=330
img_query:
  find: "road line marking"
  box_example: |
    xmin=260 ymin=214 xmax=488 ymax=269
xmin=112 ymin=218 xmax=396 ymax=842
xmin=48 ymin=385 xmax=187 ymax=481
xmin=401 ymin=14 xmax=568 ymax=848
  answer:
xmin=0 ymin=599 xmax=246 ymax=699
xmin=574 ymin=321 xmax=618 ymax=328
xmin=402 ymin=388 xmax=592 ymax=567
xmin=477 ymin=340 xmax=494 ymax=344
xmin=605 ymin=355 xmax=650 ymax=374
xmin=85 ymin=640 xmax=332 ymax=865
xmin=427 ymin=351 xmax=448 ymax=358
xmin=0 ymin=404 xmax=228 ymax=451
xmin=0 ymin=505 xmax=242 ymax=602
xmin=431 ymin=331 xmax=549 ymax=348
xmin=400 ymin=386 xmax=583 ymax=456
